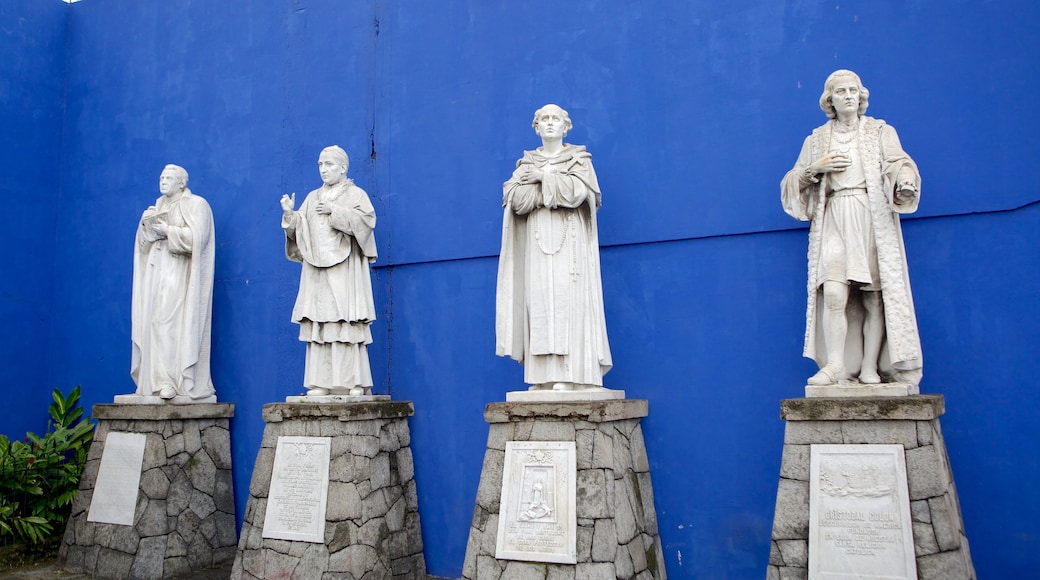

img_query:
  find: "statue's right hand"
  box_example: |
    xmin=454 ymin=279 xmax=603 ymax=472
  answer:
xmin=811 ymin=153 xmax=852 ymax=174
xmin=280 ymin=193 xmax=296 ymax=213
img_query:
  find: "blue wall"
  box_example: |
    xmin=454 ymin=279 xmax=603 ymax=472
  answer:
xmin=0 ymin=1 xmax=67 ymax=438
xmin=2 ymin=1 xmax=1039 ymax=577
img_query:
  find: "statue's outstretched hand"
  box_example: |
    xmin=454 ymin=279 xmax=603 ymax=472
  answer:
xmin=280 ymin=193 xmax=296 ymax=214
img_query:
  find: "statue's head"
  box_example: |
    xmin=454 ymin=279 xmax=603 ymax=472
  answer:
xmin=159 ymin=164 xmax=188 ymax=197
xmin=318 ymin=145 xmax=349 ymax=185
xmin=819 ymin=70 xmax=870 ymax=119
xmin=532 ymin=104 xmax=572 ymax=139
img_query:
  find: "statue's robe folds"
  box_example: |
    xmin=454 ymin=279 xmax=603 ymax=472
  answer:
xmin=781 ymin=116 xmax=923 ymax=384
xmin=496 ymin=144 xmax=613 ymax=386
xmin=283 ymin=180 xmax=377 ymax=391
xmin=131 ymin=189 xmax=216 ymax=399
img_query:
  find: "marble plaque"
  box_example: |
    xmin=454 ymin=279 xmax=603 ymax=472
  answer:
xmin=262 ymin=436 xmax=331 ymax=543
xmin=809 ymin=444 xmax=917 ymax=580
xmin=496 ymin=441 xmax=577 ymax=564
xmin=87 ymin=431 xmax=147 ymax=525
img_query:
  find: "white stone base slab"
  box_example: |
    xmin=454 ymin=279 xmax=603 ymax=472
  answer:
xmin=262 ymin=436 xmax=332 ymax=543
xmin=113 ymin=394 xmax=218 ymax=404
xmin=809 ymin=444 xmax=917 ymax=580
xmin=285 ymin=394 xmax=391 ymax=403
xmin=496 ymin=441 xmax=577 ymax=564
xmin=805 ymin=382 xmax=918 ymax=398
xmin=506 ymin=388 xmax=625 ymax=402
xmin=87 ymin=432 xmax=146 ymax=525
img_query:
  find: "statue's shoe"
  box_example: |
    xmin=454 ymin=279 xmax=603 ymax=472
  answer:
xmin=859 ymin=369 xmax=881 ymax=384
xmin=807 ymin=364 xmax=845 ymax=386
xmin=307 ymin=387 xmax=330 ymax=396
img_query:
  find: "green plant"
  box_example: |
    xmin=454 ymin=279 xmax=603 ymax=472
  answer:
xmin=0 ymin=386 xmax=95 ymax=547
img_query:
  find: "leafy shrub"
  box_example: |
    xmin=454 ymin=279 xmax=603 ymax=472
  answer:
xmin=0 ymin=386 xmax=95 ymax=547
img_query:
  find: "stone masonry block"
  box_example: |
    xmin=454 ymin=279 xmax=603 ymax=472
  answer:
xmin=911 ymin=499 xmax=931 ymax=523
xmin=371 ymin=452 xmax=391 ymax=489
xmin=550 ymin=564 xmax=578 ymax=580
xmin=905 ymin=445 xmax=947 ymax=500
xmin=501 ymin=560 xmax=547 ymax=580
xmin=615 ymin=542 xmax=635 ymax=579
xmin=249 ymin=447 xmax=275 ymax=498
xmin=474 ymin=555 xmax=504 ymax=580
xmin=928 ymin=494 xmax=962 ymax=552
xmin=575 ymin=428 xmax=594 ymax=469
xmin=591 ymin=428 xmax=615 ymax=469
xmin=480 ymin=513 xmax=499 ymax=556
xmin=142 ymin=433 xmax=168 ymax=471
xmin=772 ymin=478 xmax=809 ymax=540
xmin=202 ymin=426 xmax=233 ymax=469
xmin=784 ymin=421 xmax=842 ymax=445
xmin=615 ymin=479 xmax=639 ymax=545
xmin=630 ymin=426 xmax=650 ymax=473
xmin=182 ymin=422 xmax=202 ymax=455
xmin=917 ymin=420 xmax=934 ymax=446
xmin=530 ymin=420 xmax=577 ymax=441
xmin=612 ymin=428 xmax=634 ymax=475
xmin=840 ymin=420 xmax=918 ymax=448
xmin=576 ymin=562 xmax=617 ymax=579
xmin=187 ymin=449 xmax=217 ymax=496
xmin=912 ymin=521 xmax=939 ymax=556
xmin=778 ymin=566 xmax=808 ymax=580
xmin=328 ymin=451 xmax=356 ymax=483
xmin=779 ymin=444 xmax=810 ymax=481
xmin=487 ymin=423 xmax=510 ymax=451
xmin=577 ymin=469 xmax=612 ymax=518
xmin=636 ymin=472 xmax=659 ymax=536
xmin=916 ymin=549 xmax=973 ymax=580
xmin=476 ymin=449 xmax=505 ymax=512
xmin=165 ymin=433 xmax=186 ymax=458
xmin=395 ymin=447 xmax=415 ymax=483
xmin=591 ymin=518 xmax=617 ymax=562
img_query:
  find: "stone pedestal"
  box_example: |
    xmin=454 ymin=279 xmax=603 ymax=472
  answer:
xmin=768 ymin=395 xmax=975 ymax=580
xmin=59 ymin=403 xmax=237 ymax=579
xmin=463 ymin=400 xmax=666 ymax=580
xmin=231 ymin=401 xmax=426 ymax=580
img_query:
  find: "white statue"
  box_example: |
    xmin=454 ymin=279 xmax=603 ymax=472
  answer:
xmin=281 ymin=146 xmax=377 ymax=397
xmin=130 ymin=164 xmax=216 ymax=401
xmin=781 ymin=70 xmax=923 ymax=389
xmin=496 ymin=104 xmax=613 ymax=392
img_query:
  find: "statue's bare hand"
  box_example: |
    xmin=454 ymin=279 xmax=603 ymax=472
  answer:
xmin=811 ymin=153 xmax=852 ymax=174
xmin=895 ymin=184 xmax=917 ymax=203
xmin=150 ymin=223 xmax=168 ymax=239
xmin=314 ymin=201 xmax=332 ymax=215
xmin=280 ymin=193 xmax=296 ymax=213
xmin=519 ymin=168 xmax=544 ymax=184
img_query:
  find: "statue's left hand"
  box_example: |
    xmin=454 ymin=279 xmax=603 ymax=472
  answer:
xmin=314 ymin=201 xmax=332 ymax=215
xmin=150 ymin=223 xmax=168 ymax=239
xmin=895 ymin=183 xmax=918 ymax=203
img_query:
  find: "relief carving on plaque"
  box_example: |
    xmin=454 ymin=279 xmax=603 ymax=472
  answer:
xmin=496 ymin=442 xmax=577 ymax=564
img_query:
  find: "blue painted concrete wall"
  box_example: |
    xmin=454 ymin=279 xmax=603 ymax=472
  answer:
xmin=0 ymin=1 xmax=67 ymax=441
xmin=3 ymin=0 xmax=1039 ymax=577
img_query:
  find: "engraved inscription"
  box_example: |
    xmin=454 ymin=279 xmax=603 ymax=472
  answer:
xmin=262 ymin=436 xmax=331 ymax=543
xmin=809 ymin=445 xmax=917 ymax=580
xmin=87 ymin=432 xmax=147 ymax=526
